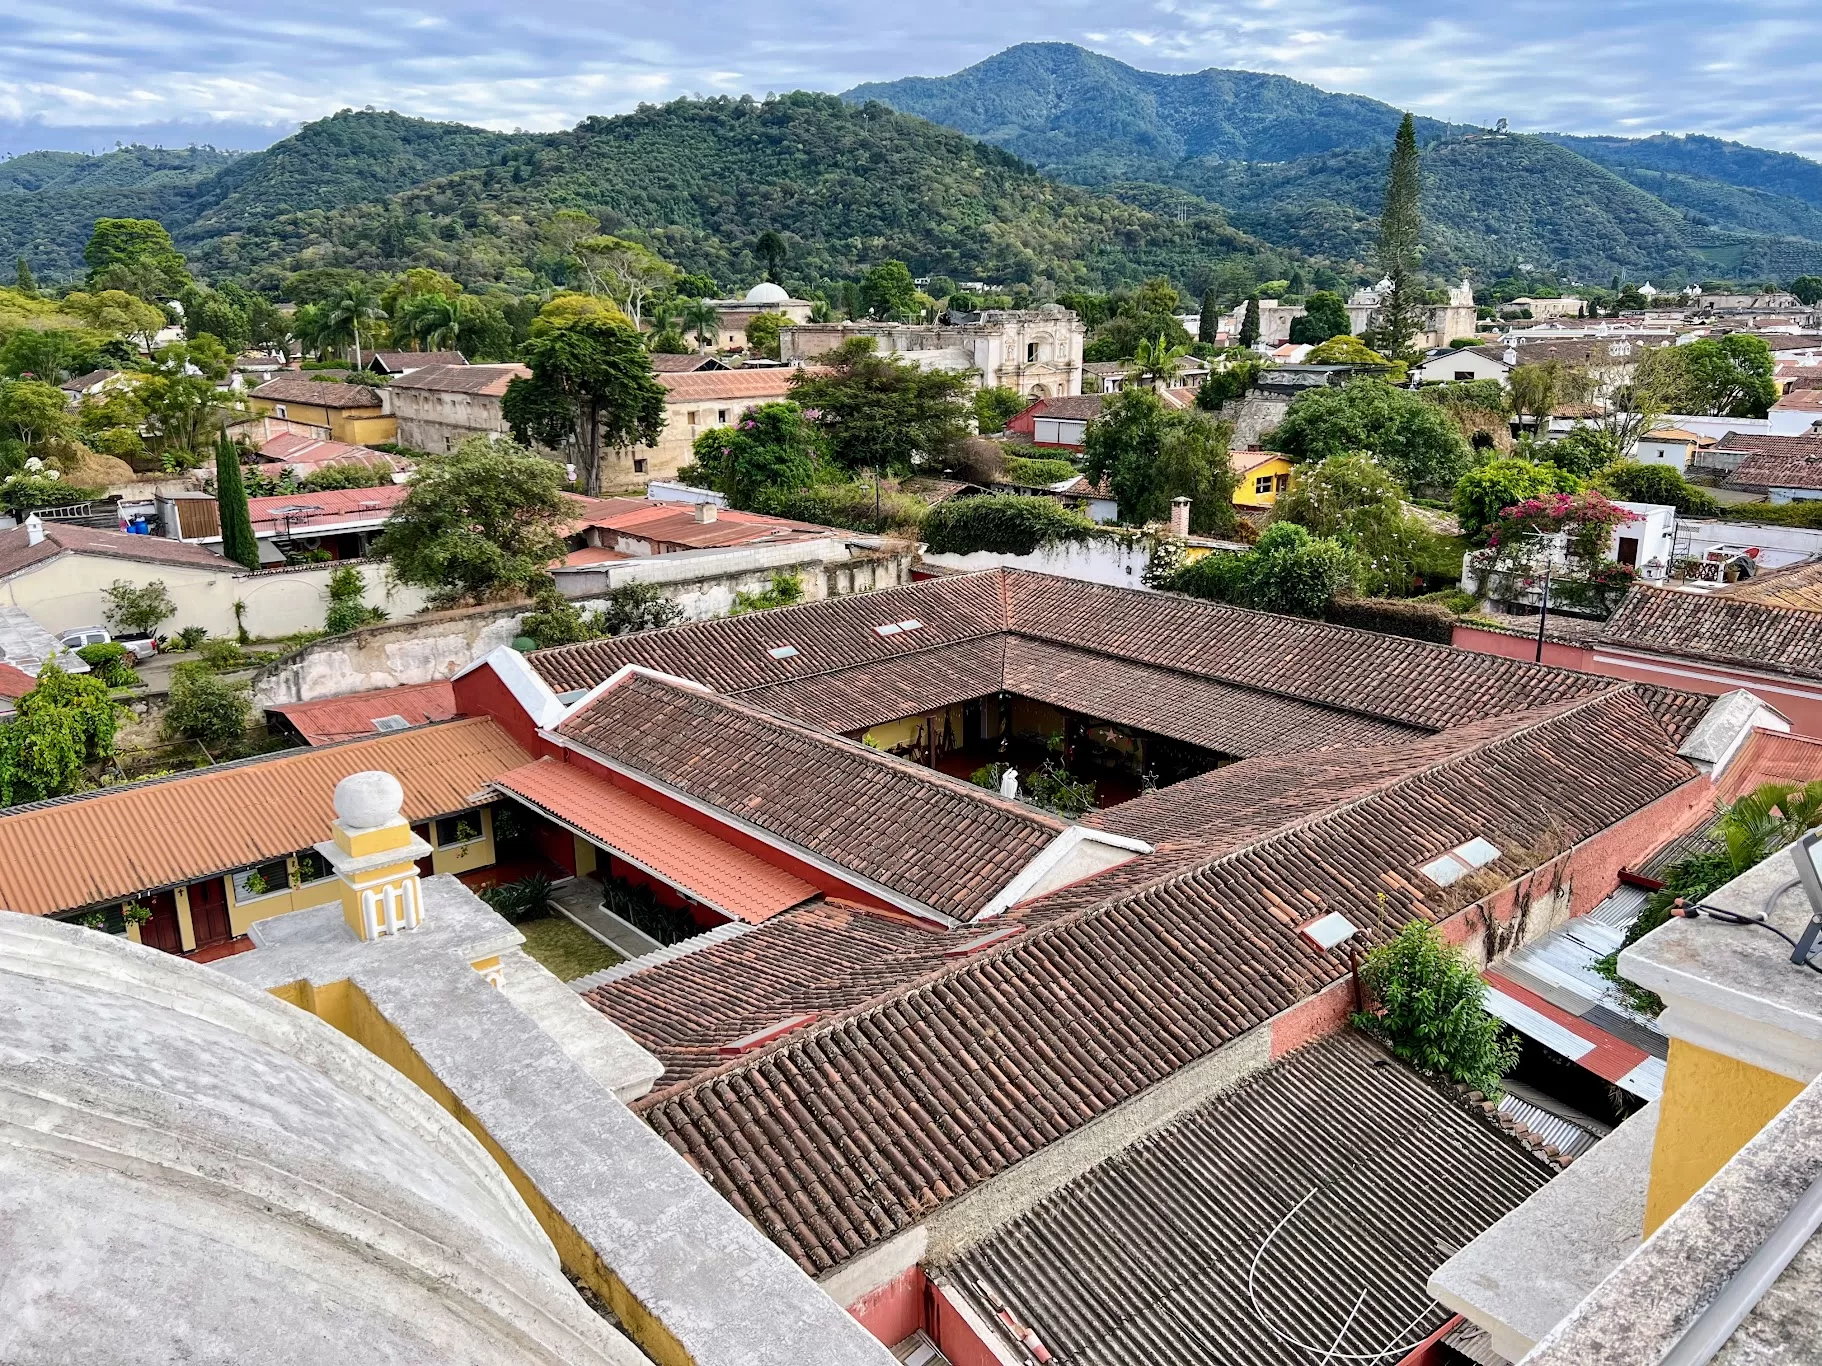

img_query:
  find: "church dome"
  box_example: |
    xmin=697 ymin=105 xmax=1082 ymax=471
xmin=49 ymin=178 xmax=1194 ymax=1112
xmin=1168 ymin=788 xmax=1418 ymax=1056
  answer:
xmin=0 ymin=914 xmax=636 ymax=1366
xmin=744 ymin=282 xmax=790 ymax=304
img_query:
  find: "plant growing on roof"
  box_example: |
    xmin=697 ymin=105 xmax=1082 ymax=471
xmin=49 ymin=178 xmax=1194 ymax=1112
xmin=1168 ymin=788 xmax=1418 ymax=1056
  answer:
xmin=120 ymin=900 xmax=151 ymax=926
xmin=1352 ymin=919 xmax=1519 ymax=1095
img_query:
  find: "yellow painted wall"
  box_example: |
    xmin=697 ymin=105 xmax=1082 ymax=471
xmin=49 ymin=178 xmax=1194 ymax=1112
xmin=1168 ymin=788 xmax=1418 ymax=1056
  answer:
xmin=1644 ymin=1037 xmax=1806 ymax=1233
xmin=574 ymin=836 xmax=599 ymax=877
xmin=429 ymin=805 xmax=496 ymax=875
xmin=1233 ymin=456 xmax=1295 ymax=508
xmin=248 ymin=397 xmax=395 ymax=445
xmin=225 ymin=855 xmax=344 ymax=937
xmin=173 ymin=884 xmax=197 ymax=952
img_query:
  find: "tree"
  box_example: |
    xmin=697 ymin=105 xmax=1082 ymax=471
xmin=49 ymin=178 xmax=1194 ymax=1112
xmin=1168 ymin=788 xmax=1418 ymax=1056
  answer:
xmin=1676 ymin=335 xmax=1779 ymax=418
xmin=1453 ymin=458 xmax=1582 ymax=543
xmin=754 ymin=230 xmax=788 ymax=284
xmin=14 ymin=256 xmax=34 ymax=296
xmin=972 ymin=386 xmax=1028 ymax=434
xmin=1082 ymin=387 xmax=1238 ymax=535
xmin=0 ymin=662 xmax=121 ymax=806
xmin=163 ymin=662 xmax=250 ymax=753
xmin=392 ymin=291 xmax=462 ymax=351
xmin=1791 ymin=277 xmax=1822 ymax=307
xmin=1237 ymin=296 xmax=1261 ymax=348
xmin=860 ymin=261 xmax=918 ymax=321
xmin=1131 ymin=333 xmax=1191 ymax=387
xmin=597 ymin=580 xmax=683 ymax=635
xmin=788 ymin=337 xmax=973 ymax=476
xmin=1598 ymin=461 xmax=1722 ymax=517
xmin=140 ymin=342 xmax=241 ymax=459
xmin=1267 ymin=380 xmax=1472 ymax=493
xmin=64 ymin=289 xmax=166 ymax=356
xmin=1599 ymin=344 xmax=1685 ymax=452
xmin=1196 ymin=354 xmax=1262 ymax=411
xmin=0 ymin=379 xmax=73 ymax=449
xmin=922 ymin=494 xmax=1096 ymax=555
xmin=101 ymin=580 xmax=174 ymax=637
xmin=1305 ymin=334 xmax=1405 ymax=382
xmin=681 ymin=298 xmax=719 ymax=350
xmin=1169 ymin=522 xmax=1357 ymax=618
xmin=1542 ymin=425 xmax=1622 ymax=478
xmin=1365 ymin=114 xmax=1425 ymax=361
xmin=573 ymin=236 xmax=675 ymax=326
xmin=374 ymin=436 xmax=574 ymax=606
xmin=744 ymin=312 xmax=790 ymax=359
xmin=83 ymin=219 xmax=189 ymax=299
xmin=1274 ymin=453 xmax=1431 ymax=596
xmin=324 ymin=282 xmax=384 ymax=370
xmin=1197 ymin=288 xmax=1220 ymax=345
xmin=1289 ymin=291 xmax=1350 ymax=346
xmin=214 ymin=434 xmax=261 ymax=570
xmin=1354 ymin=921 xmax=1520 ymax=1095
xmin=325 ymin=565 xmax=386 ymax=634
xmin=1508 ymin=359 xmax=1591 ymax=435
xmin=503 ymin=316 xmax=666 ymax=494
xmin=684 ymin=402 xmax=825 ymax=509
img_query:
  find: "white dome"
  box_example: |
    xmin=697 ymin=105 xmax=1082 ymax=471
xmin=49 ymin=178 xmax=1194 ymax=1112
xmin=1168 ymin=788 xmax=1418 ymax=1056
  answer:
xmin=744 ymin=282 xmax=790 ymax=304
xmin=333 ymin=770 xmax=404 ymax=830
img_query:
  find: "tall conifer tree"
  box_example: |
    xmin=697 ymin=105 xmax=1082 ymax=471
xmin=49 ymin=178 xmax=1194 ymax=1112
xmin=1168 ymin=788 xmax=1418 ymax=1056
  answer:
xmin=1197 ymin=287 xmax=1219 ymax=345
xmin=215 ymin=433 xmax=260 ymax=571
xmin=1238 ymin=295 xmax=1261 ymax=348
xmin=1369 ymin=114 xmax=1425 ymax=361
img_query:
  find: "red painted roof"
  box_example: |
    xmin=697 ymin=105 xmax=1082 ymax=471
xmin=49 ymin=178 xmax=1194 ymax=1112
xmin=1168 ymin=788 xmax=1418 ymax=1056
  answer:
xmin=489 ymin=757 xmax=818 ymax=924
xmin=267 ymin=681 xmax=457 ymax=745
xmin=244 ymin=482 xmax=409 ymax=535
xmin=571 ymin=496 xmax=830 ymax=550
xmin=1715 ymin=726 xmax=1822 ymax=801
xmin=0 ymin=662 xmax=34 ymax=699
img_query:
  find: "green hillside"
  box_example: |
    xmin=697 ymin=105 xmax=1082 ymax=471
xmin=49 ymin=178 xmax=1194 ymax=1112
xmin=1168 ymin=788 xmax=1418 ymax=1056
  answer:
xmin=0 ymin=145 xmax=241 ymax=194
xmin=1552 ymin=133 xmax=1822 ymax=209
xmin=179 ymin=94 xmax=1283 ymax=292
xmin=845 ymin=42 xmax=1470 ymax=174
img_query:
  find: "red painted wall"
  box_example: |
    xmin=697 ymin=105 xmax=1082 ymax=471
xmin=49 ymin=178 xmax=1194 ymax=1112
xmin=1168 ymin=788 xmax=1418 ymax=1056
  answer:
xmin=1452 ymin=623 xmax=1822 ymax=740
xmin=450 ymin=662 xmax=550 ymax=756
xmin=1003 ymin=400 xmax=1045 ymax=437
xmin=846 ymin=1263 xmax=926 ymax=1349
xmin=930 ymin=1281 xmax=1022 ymax=1366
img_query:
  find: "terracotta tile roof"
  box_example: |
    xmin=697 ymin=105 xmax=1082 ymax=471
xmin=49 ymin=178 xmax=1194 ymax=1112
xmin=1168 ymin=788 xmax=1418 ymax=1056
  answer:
xmin=267 ymin=681 xmax=457 ymax=745
xmin=368 ymin=350 xmax=467 ymax=371
xmin=1711 ymin=430 xmax=1822 ymax=458
xmin=0 ymin=718 xmax=529 ymax=919
xmin=648 ymin=353 xmax=722 ymax=373
xmin=491 ymin=756 xmax=817 ymax=924
xmin=1229 ymin=447 xmax=1284 ymax=474
xmin=738 ymin=636 xmax=1009 ymax=734
xmin=243 ymin=482 xmax=408 ymax=535
xmin=946 ymin=1033 xmax=1549 ymax=1366
xmin=384 ymin=362 xmax=528 ymax=396
xmin=59 ymin=368 xmax=117 ymax=391
xmin=585 ymin=900 xmax=964 ymax=1084
xmin=1600 ymin=584 xmax=1822 ymax=679
xmin=658 ymin=369 xmax=800 ymax=403
xmin=1728 ymin=445 xmax=1822 ymax=491
xmin=572 ymin=497 xmax=830 ymax=550
xmin=554 ymin=672 xmax=1068 ymax=922
xmin=1773 ymin=389 xmax=1822 ymax=412
xmin=1714 ymin=559 xmax=1822 ymax=611
xmin=254 ymin=432 xmax=399 ymax=473
xmin=1715 ymin=727 xmax=1822 ymax=801
xmin=0 ymin=522 xmax=232 ymax=580
xmin=0 ymin=661 xmax=34 ymax=699
xmin=1030 ymin=395 xmax=1103 ymax=421
xmin=250 ymin=375 xmax=384 ymax=408
xmin=621 ymin=689 xmax=1694 ymax=1274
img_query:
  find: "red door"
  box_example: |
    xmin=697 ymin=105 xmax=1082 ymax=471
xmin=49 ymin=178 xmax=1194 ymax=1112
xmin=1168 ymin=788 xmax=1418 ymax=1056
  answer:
xmin=138 ymin=889 xmax=182 ymax=954
xmin=187 ymin=878 xmax=233 ymax=949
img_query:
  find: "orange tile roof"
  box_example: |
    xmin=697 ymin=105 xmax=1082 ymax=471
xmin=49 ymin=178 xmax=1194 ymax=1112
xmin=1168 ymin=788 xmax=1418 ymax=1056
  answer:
xmin=658 ymin=369 xmax=800 ymax=403
xmin=244 ymin=482 xmax=409 ymax=535
xmin=1716 ymin=727 xmax=1822 ymax=801
xmin=267 ymin=681 xmax=457 ymax=745
xmin=0 ymin=718 xmax=529 ymax=918
xmin=490 ymin=757 xmax=817 ymax=924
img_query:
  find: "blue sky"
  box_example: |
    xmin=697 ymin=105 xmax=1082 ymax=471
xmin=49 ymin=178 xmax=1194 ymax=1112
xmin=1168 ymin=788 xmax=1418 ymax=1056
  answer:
xmin=5 ymin=0 xmax=1822 ymax=158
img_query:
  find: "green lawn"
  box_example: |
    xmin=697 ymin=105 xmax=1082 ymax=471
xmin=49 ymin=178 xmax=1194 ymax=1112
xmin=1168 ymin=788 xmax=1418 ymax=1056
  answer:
xmin=518 ymin=913 xmax=623 ymax=981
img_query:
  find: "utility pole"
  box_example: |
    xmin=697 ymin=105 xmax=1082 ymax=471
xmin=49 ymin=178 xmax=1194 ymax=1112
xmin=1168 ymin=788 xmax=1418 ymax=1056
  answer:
xmin=1531 ymin=531 xmax=1554 ymax=664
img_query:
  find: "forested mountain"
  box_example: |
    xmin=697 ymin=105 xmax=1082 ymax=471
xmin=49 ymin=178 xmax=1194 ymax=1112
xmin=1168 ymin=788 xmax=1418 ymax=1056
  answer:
xmin=0 ymin=145 xmax=241 ymax=194
xmin=170 ymin=95 xmax=1283 ymax=293
xmin=847 ymin=44 xmax=1822 ymax=282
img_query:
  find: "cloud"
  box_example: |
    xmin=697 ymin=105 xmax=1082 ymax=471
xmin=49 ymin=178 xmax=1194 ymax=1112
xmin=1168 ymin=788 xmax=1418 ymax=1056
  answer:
xmin=2 ymin=0 xmax=1821 ymax=157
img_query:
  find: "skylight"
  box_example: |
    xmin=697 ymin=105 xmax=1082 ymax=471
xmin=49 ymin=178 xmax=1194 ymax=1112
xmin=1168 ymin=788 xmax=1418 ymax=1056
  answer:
xmin=1421 ymin=854 xmax=1468 ymax=887
xmin=1455 ymin=837 xmax=1501 ymax=869
xmin=874 ymin=623 xmax=902 ymax=636
xmin=1298 ymin=912 xmax=1359 ymax=951
xmin=767 ymin=645 xmax=799 ymax=660
xmin=897 ymin=619 xmax=924 ymax=632
xmin=371 ymin=715 xmax=410 ymax=732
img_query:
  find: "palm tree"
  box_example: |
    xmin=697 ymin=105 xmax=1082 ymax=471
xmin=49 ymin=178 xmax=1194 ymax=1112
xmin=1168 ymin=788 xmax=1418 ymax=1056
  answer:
xmin=1718 ymin=781 xmax=1822 ymax=873
xmin=1132 ymin=333 xmax=1192 ymax=388
xmin=325 ymin=283 xmax=385 ymax=370
xmin=394 ymin=292 xmax=460 ymax=352
xmin=681 ymin=299 xmax=719 ymax=352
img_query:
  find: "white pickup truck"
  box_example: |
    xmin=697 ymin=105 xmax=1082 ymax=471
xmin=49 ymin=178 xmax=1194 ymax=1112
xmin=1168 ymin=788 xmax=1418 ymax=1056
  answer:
xmin=58 ymin=627 xmax=157 ymax=661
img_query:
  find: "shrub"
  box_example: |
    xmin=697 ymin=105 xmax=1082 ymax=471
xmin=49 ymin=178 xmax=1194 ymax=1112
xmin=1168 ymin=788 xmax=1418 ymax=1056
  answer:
xmin=101 ymin=579 xmax=174 ymax=637
xmin=1598 ymin=461 xmax=1722 ymax=517
xmin=1353 ymin=921 xmax=1521 ymax=1095
xmin=519 ymin=585 xmax=597 ymax=648
xmin=922 ymin=493 xmax=1095 ymax=556
xmin=598 ymin=581 xmax=682 ymax=636
xmin=323 ymin=564 xmax=386 ymax=635
xmin=1720 ymin=500 xmax=1822 ymax=528
xmin=1453 ymin=459 xmax=1581 ymax=543
xmin=482 ymin=872 xmax=553 ymax=924
xmin=1324 ymin=596 xmax=1456 ymax=643
xmin=755 ymin=481 xmax=927 ymax=534
xmin=1169 ymin=522 xmax=1358 ymax=619
xmin=173 ymin=625 xmax=208 ymax=651
xmin=197 ymin=638 xmax=247 ymax=671
xmin=162 ymin=662 xmax=250 ymax=753
xmin=301 ymin=459 xmax=397 ymax=491
xmin=1542 ymin=426 xmax=1622 ymax=478
xmin=600 ymin=875 xmax=698 ymax=946
xmin=731 ymin=572 xmax=804 ymax=615
xmin=75 ymin=641 xmax=138 ymax=687
xmin=1003 ymin=456 xmax=1080 ymax=486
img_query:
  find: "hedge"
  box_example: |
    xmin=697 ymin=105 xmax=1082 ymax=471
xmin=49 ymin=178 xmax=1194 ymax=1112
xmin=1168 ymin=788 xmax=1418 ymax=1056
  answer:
xmin=1720 ymin=500 xmax=1822 ymax=528
xmin=1325 ymin=595 xmax=1458 ymax=644
xmin=922 ymin=493 xmax=1095 ymax=556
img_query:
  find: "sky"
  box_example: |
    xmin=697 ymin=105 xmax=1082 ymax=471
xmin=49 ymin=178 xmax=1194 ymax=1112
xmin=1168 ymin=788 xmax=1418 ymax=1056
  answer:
xmin=6 ymin=0 xmax=1822 ymax=159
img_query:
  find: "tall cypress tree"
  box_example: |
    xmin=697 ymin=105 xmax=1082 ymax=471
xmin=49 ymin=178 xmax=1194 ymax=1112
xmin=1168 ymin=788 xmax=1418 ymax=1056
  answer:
xmin=1369 ymin=113 xmax=1425 ymax=362
xmin=14 ymin=256 xmax=34 ymax=296
xmin=1197 ymin=287 xmax=1220 ymax=345
xmin=1238 ymin=295 xmax=1261 ymax=348
xmin=215 ymin=433 xmax=260 ymax=570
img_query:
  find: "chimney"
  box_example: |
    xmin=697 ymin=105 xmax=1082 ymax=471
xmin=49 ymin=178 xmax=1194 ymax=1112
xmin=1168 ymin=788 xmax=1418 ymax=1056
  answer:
xmin=315 ymin=770 xmax=432 ymax=943
xmin=24 ymin=512 xmax=43 ymax=546
xmin=694 ymin=500 xmax=718 ymax=524
xmin=1169 ymin=497 xmax=1191 ymax=538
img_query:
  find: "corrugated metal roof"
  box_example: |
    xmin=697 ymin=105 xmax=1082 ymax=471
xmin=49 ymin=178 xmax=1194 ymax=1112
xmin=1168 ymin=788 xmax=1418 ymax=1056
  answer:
xmin=1496 ymin=1093 xmax=1601 ymax=1160
xmin=943 ymin=1034 xmax=1550 ymax=1366
xmin=490 ymin=757 xmax=819 ymax=925
xmin=268 ymin=681 xmax=457 ymax=745
xmin=0 ymin=718 xmax=528 ymax=918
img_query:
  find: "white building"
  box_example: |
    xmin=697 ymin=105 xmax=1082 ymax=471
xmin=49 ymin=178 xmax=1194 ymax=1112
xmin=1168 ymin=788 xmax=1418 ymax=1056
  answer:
xmin=704 ymin=283 xmax=817 ymax=352
xmin=1632 ymin=428 xmax=1703 ymax=472
xmin=779 ymin=306 xmax=1086 ymax=399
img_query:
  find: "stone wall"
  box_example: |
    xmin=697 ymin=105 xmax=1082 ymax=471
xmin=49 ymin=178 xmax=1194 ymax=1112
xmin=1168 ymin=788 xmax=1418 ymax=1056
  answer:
xmin=252 ymin=603 xmax=527 ymax=706
xmin=1225 ymin=391 xmax=1293 ymax=448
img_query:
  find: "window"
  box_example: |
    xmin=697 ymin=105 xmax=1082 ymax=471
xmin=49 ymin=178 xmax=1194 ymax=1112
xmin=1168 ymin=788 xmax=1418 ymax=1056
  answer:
xmin=687 ymin=410 xmax=700 ymax=426
xmin=717 ymin=409 xmax=729 ymax=424
xmin=232 ymin=857 xmax=291 ymax=902
xmin=768 ymin=645 xmax=799 ymax=659
xmin=294 ymin=849 xmax=334 ymax=885
xmin=274 ymin=404 xmax=288 ymax=418
xmin=1255 ymin=475 xmax=1274 ymax=495
xmin=633 ymin=458 xmax=648 ymax=474
xmin=1454 ymin=370 xmax=1475 ymax=381
xmin=1274 ymin=472 xmax=1290 ymax=493
xmin=436 ymin=809 xmax=485 ymax=848
xmin=1027 ymin=342 xmax=1039 ymax=363
xmin=371 ymin=714 xmax=409 ymax=733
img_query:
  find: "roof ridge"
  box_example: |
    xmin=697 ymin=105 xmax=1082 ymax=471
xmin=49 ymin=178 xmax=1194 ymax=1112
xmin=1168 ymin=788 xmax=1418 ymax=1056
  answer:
xmin=631 ymin=689 xmax=1660 ymax=1107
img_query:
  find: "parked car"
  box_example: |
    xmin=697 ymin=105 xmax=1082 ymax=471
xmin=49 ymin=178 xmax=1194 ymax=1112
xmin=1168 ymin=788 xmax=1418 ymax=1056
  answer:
xmin=58 ymin=627 xmax=156 ymax=661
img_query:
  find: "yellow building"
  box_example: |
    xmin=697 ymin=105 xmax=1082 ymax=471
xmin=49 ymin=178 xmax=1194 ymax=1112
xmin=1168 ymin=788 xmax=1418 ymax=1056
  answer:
xmin=247 ymin=374 xmax=397 ymax=444
xmin=1231 ymin=449 xmax=1295 ymax=508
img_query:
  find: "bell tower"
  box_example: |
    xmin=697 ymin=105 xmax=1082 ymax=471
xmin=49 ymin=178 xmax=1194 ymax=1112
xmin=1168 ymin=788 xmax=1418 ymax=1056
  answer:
xmin=316 ymin=770 xmax=433 ymax=943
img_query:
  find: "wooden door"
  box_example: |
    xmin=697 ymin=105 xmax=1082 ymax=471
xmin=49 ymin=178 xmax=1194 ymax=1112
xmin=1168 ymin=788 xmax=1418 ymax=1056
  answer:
xmin=187 ymin=878 xmax=233 ymax=949
xmin=138 ymin=889 xmax=183 ymax=954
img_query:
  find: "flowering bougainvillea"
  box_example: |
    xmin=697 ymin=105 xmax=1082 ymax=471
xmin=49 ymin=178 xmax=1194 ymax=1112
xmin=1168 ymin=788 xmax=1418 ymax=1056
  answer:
xmin=1488 ymin=490 xmax=1635 ymax=566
